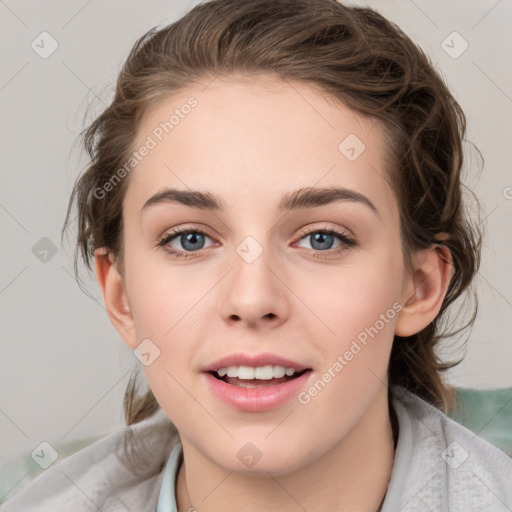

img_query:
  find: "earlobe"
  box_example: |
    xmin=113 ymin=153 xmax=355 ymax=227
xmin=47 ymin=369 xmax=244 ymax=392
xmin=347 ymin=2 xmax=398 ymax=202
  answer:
xmin=94 ymin=248 xmax=137 ymax=348
xmin=394 ymin=245 xmax=453 ymax=337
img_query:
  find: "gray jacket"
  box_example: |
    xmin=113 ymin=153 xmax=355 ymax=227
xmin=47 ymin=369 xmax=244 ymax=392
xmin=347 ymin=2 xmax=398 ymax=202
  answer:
xmin=2 ymin=386 xmax=511 ymax=511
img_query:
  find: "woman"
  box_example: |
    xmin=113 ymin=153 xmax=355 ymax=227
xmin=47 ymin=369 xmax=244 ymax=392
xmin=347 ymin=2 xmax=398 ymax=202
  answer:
xmin=3 ymin=0 xmax=511 ymax=510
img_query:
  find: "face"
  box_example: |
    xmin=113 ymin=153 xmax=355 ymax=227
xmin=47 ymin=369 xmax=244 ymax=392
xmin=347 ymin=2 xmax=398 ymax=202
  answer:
xmin=116 ymin=76 xmax=409 ymax=474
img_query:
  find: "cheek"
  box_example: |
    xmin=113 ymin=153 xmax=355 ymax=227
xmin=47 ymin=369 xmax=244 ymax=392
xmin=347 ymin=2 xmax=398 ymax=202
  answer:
xmin=297 ymin=249 xmax=403 ymax=349
xmin=293 ymin=256 xmax=402 ymax=431
xmin=124 ymin=242 xmax=209 ymax=338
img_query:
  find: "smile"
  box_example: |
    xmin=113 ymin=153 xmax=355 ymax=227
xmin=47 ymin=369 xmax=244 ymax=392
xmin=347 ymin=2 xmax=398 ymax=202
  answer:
xmin=202 ymin=355 xmax=312 ymax=412
xmin=217 ymin=364 xmax=301 ymax=380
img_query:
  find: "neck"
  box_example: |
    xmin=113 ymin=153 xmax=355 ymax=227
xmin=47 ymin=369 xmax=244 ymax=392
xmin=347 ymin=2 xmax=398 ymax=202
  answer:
xmin=176 ymin=386 xmax=396 ymax=512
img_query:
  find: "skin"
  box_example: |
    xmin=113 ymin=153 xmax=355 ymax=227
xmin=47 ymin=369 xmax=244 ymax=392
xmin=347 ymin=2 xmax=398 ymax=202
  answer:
xmin=95 ymin=75 xmax=452 ymax=512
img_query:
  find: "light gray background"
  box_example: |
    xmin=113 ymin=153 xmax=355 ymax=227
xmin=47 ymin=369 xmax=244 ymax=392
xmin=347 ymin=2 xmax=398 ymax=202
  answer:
xmin=1 ymin=0 xmax=511 ymax=468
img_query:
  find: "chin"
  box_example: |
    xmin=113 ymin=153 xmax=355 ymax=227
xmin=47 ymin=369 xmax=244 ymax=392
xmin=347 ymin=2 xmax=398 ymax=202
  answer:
xmin=195 ymin=435 xmax=321 ymax=477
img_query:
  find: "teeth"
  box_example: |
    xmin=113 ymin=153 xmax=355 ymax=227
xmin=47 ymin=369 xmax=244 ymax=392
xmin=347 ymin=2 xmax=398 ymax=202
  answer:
xmin=272 ymin=366 xmax=286 ymax=378
xmin=216 ymin=365 xmax=297 ymax=380
xmin=254 ymin=365 xmax=273 ymax=380
xmin=238 ymin=366 xmax=255 ymax=379
xmin=226 ymin=366 xmax=238 ymax=378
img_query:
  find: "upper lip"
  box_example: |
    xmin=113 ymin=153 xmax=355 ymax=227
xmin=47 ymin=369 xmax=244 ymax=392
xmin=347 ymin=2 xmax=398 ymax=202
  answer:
xmin=203 ymin=353 xmax=311 ymax=373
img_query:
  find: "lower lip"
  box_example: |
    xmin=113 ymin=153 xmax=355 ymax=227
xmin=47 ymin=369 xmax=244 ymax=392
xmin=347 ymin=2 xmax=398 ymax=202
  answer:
xmin=203 ymin=371 xmax=312 ymax=412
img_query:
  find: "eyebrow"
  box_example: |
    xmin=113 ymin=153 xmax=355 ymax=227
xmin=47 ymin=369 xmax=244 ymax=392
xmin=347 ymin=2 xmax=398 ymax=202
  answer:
xmin=141 ymin=186 xmax=379 ymax=216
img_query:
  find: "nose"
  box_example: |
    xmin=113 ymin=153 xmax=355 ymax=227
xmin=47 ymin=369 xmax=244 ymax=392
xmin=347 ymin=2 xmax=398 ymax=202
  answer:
xmin=220 ymin=241 xmax=290 ymax=329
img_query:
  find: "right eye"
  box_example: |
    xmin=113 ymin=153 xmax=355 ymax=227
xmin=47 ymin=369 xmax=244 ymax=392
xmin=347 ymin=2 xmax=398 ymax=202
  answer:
xmin=157 ymin=227 xmax=216 ymax=259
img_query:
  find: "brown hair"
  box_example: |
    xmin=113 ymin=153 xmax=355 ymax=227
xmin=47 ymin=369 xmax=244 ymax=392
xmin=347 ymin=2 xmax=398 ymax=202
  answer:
xmin=63 ymin=0 xmax=481 ymax=422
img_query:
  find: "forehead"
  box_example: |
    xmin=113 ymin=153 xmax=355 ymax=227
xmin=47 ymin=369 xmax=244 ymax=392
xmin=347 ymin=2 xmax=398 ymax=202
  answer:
xmin=125 ymin=76 xmax=396 ymax=219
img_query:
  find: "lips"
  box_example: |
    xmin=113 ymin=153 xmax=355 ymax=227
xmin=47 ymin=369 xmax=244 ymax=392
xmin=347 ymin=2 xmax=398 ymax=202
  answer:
xmin=202 ymin=352 xmax=313 ymax=412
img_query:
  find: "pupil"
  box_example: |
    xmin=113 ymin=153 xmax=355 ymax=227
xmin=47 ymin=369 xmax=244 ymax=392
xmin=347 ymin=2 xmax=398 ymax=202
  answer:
xmin=311 ymin=232 xmax=333 ymax=250
xmin=182 ymin=232 xmax=204 ymax=251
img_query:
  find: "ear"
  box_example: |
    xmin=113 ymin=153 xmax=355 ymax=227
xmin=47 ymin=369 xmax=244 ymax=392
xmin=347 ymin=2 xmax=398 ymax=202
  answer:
xmin=394 ymin=244 xmax=453 ymax=337
xmin=94 ymin=248 xmax=138 ymax=349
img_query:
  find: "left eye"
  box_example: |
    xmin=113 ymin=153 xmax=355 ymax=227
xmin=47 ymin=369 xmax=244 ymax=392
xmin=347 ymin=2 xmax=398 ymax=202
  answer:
xmin=296 ymin=229 xmax=354 ymax=252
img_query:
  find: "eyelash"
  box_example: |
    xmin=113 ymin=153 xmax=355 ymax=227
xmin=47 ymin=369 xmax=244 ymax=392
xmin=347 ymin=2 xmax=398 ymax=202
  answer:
xmin=157 ymin=225 xmax=356 ymax=260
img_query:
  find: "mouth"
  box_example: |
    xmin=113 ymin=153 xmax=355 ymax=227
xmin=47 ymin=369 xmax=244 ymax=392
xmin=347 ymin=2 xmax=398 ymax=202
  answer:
xmin=209 ymin=365 xmax=310 ymax=388
xmin=202 ymin=354 xmax=313 ymax=412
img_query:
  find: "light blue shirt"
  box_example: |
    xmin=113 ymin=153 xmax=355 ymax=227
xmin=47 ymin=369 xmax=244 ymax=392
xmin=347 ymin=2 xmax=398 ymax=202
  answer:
xmin=156 ymin=442 xmax=183 ymax=512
